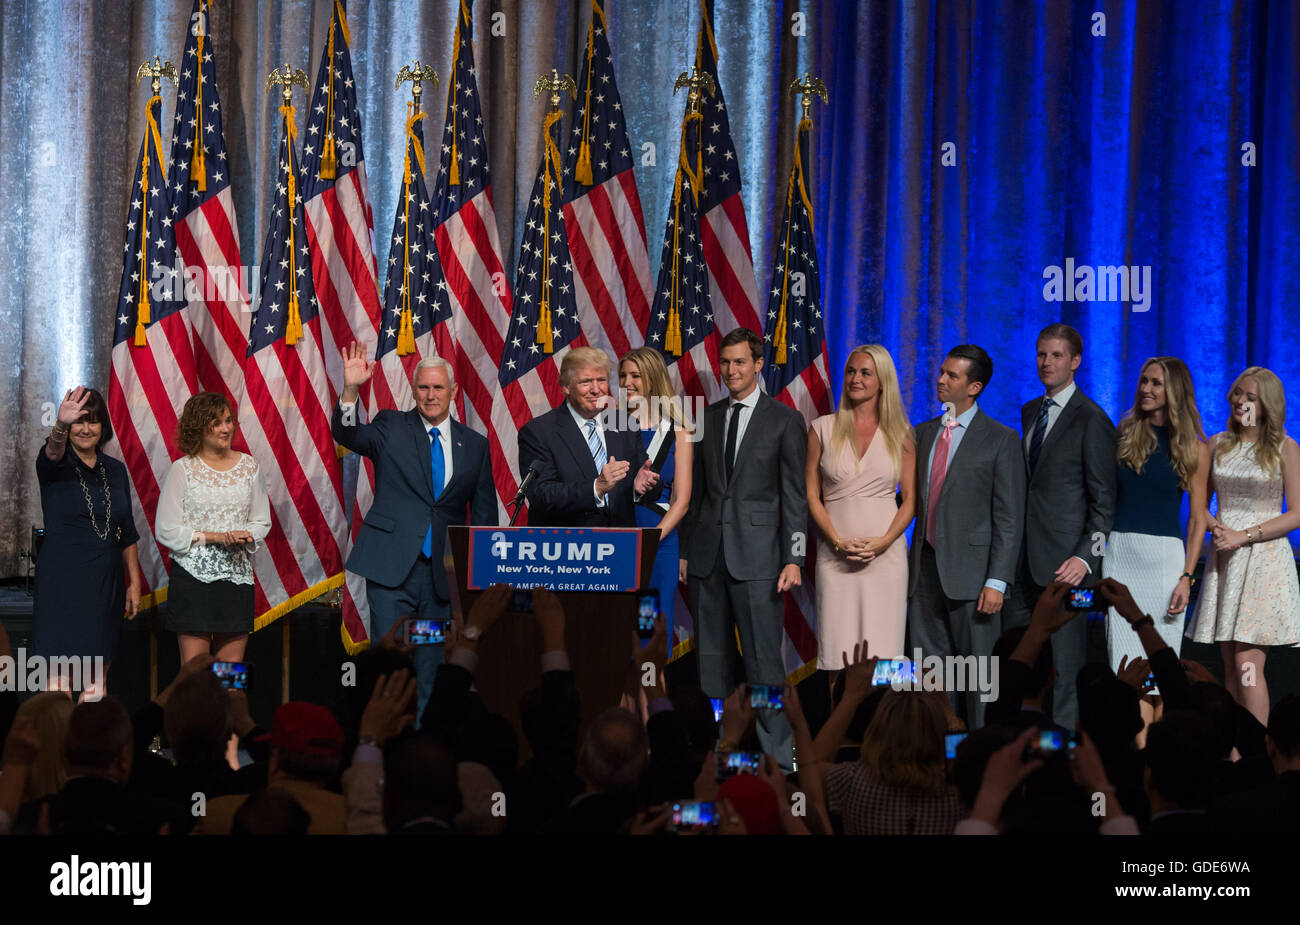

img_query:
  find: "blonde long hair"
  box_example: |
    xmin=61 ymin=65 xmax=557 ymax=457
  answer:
xmin=860 ymin=691 xmax=949 ymax=793
xmin=1217 ymin=366 xmax=1287 ymax=477
xmin=829 ymin=345 xmax=909 ymax=482
xmin=1116 ymin=357 xmax=1205 ymax=490
xmin=618 ymin=346 xmax=690 ymax=431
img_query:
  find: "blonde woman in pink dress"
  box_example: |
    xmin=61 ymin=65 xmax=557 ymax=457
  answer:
xmin=1186 ymin=367 xmax=1300 ymax=725
xmin=807 ymin=346 xmax=916 ymax=688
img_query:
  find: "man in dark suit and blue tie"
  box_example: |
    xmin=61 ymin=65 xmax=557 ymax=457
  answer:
xmin=518 ymin=346 xmax=660 ymax=527
xmin=332 ymin=343 xmax=498 ymax=717
xmin=1005 ymin=324 xmax=1115 ymax=730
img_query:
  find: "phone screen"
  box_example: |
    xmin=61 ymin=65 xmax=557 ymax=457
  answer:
xmin=944 ymin=732 xmax=968 ymax=760
xmin=211 ymin=661 xmax=249 ymax=691
xmin=871 ymin=659 xmax=916 ymax=687
xmin=405 ymin=619 xmax=450 ymax=645
xmin=1067 ymin=588 xmax=1096 ymax=611
xmin=748 ymin=684 xmax=784 ymax=711
xmin=716 ymin=751 xmax=762 ymax=779
xmin=509 ymin=588 xmax=534 ymax=613
xmin=671 ymin=801 xmax=718 ymax=831
xmin=637 ymin=591 xmax=659 ymax=639
xmin=710 ymin=698 xmax=724 ymax=724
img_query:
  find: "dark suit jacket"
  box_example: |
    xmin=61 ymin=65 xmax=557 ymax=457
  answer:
xmin=1019 ymin=387 xmax=1116 ymax=584
xmin=332 ymin=406 xmax=498 ymax=594
xmin=517 ymin=402 xmax=651 ymax=527
xmin=681 ymin=391 xmax=808 ymax=580
xmin=910 ymin=408 xmax=1025 ymax=600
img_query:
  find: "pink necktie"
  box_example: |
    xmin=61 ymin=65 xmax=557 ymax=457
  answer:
xmin=926 ymin=418 xmax=957 ymax=543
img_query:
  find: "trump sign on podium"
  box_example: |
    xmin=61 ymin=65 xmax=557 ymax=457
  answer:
xmin=467 ymin=527 xmax=646 ymax=592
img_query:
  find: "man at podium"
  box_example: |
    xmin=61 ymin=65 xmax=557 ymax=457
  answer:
xmin=519 ymin=347 xmax=661 ymax=526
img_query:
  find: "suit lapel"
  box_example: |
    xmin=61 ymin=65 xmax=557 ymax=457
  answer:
xmin=408 ymin=411 xmax=436 ymax=504
xmin=439 ymin=419 xmax=471 ymax=500
xmin=727 ymin=392 xmax=769 ymax=484
xmin=558 ymin=404 xmax=599 ymax=479
xmin=916 ymin=418 xmax=938 ymax=508
xmin=1031 ymin=389 xmax=1083 ymax=483
xmin=937 ymin=411 xmax=990 ymax=507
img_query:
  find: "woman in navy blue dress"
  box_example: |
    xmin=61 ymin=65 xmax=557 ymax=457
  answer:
xmin=619 ymin=347 xmax=693 ymax=652
xmin=33 ymin=387 xmax=141 ymax=692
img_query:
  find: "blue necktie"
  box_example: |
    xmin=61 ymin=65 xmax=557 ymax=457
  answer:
xmin=1028 ymin=397 xmax=1054 ymax=472
xmin=586 ymin=419 xmax=607 ymax=471
xmin=421 ymin=427 xmax=446 ymax=558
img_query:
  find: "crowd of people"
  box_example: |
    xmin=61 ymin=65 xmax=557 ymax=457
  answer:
xmin=3 ymin=577 xmax=1298 ymax=835
xmin=7 ymin=320 xmax=1300 ymax=835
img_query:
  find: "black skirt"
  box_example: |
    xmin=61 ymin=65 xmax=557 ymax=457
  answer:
xmin=164 ymin=563 xmax=254 ymax=635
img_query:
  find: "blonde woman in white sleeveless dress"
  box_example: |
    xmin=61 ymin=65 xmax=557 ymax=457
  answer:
xmin=806 ymin=346 xmax=915 ymax=693
xmin=1186 ymin=367 xmax=1300 ymax=724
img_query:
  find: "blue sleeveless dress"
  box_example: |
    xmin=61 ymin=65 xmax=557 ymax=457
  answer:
xmin=635 ymin=425 xmax=677 ymax=649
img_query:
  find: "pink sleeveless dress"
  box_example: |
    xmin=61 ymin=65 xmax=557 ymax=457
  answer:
xmin=812 ymin=415 xmax=909 ymax=666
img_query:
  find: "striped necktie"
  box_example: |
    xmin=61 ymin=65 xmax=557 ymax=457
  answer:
xmin=586 ymin=418 xmax=607 ymax=472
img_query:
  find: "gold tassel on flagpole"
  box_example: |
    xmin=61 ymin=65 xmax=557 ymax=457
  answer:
xmin=535 ymin=108 xmax=564 ymax=354
xmin=135 ymin=93 xmax=167 ymax=346
xmin=319 ymin=14 xmax=338 ymax=179
xmin=397 ymin=103 xmax=424 ymax=356
xmin=191 ymin=13 xmax=207 ymax=192
xmin=574 ymin=5 xmax=598 ymax=186
xmin=281 ymin=102 xmax=304 ymax=345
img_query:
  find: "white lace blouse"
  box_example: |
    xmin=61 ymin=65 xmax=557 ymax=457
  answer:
xmin=155 ymin=453 xmax=271 ymax=585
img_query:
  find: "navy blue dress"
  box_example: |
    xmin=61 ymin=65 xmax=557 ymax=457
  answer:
xmin=33 ymin=443 xmax=139 ymax=660
xmin=635 ymin=426 xmax=678 ymax=648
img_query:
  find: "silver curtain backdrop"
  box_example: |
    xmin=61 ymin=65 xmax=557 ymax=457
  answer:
xmin=0 ymin=0 xmax=817 ymax=573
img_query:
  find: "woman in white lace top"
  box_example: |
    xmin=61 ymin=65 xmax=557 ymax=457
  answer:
xmin=1186 ymin=367 xmax=1300 ymax=725
xmin=155 ymin=393 xmax=271 ymax=663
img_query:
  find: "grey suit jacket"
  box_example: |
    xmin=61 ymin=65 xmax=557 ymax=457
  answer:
xmin=681 ymin=391 xmax=808 ymax=581
xmin=909 ymin=408 xmax=1025 ymax=601
xmin=1019 ymin=388 xmax=1116 ymax=586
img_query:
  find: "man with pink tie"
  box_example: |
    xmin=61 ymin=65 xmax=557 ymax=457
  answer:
xmin=908 ymin=345 xmax=1025 ymax=727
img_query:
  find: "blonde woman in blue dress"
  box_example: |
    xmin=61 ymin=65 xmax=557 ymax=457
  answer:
xmin=1186 ymin=367 xmax=1300 ymax=725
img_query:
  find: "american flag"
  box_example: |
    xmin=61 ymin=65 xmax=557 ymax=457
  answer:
xmin=562 ymin=0 xmax=651 ymax=360
xmin=645 ymin=98 xmax=719 ymax=399
xmin=106 ymin=87 xmax=199 ymax=608
xmin=499 ymin=106 xmax=586 ymax=410
xmin=167 ymin=0 xmax=250 ymax=421
xmin=763 ymin=112 xmax=834 ymax=681
xmin=300 ymin=0 xmax=384 ymax=650
xmin=431 ymin=0 xmax=522 ymax=519
xmin=242 ymin=83 xmax=347 ymax=627
xmin=694 ymin=0 xmax=762 ymax=349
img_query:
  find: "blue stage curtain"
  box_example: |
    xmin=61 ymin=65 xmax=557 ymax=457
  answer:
xmin=811 ymin=0 xmax=1300 ymax=441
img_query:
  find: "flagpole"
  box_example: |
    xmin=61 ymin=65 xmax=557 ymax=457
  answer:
xmin=394 ymin=63 xmax=439 ymax=357
xmin=531 ymin=69 xmax=577 ymax=355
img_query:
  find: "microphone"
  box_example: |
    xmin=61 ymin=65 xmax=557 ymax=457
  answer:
xmin=512 ymin=461 xmax=541 ymax=507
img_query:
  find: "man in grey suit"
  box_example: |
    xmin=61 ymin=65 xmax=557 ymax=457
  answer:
xmin=1005 ymin=324 xmax=1116 ymax=730
xmin=909 ymin=344 xmax=1025 ymax=727
xmin=681 ymin=328 xmax=808 ymax=766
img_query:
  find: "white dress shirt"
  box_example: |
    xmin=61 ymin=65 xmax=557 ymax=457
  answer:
xmin=725 ymin=385 xmax=761 ymax=466
xmin=567 ymin=400 xmax=609 ymax=506
xmin=1023 ymin=380 xmax=1076 ymax=451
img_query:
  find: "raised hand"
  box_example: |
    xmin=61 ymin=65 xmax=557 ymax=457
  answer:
xmin=1028 ymin=580 xmax=1076 ymax=635
xmin=341 ymin=342 xmax=375 ymax=393
xmin=596 ymin=456 xmax=631 ymax=497
xmin=841 ymin=639 xmax=878 ymax=702
xmin=1116 ymin=654 xmax=1150 ymax=691
xmin=1095 ymin=577 xmax=1144 ymax=626
xmin=57 ymin=387 xmax=90 ymax=427
xmin=359 ymin=669 xmax=418 ymax=746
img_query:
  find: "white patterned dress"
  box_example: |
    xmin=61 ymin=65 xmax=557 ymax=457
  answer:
xmin=1186 ymin=440 xmax=1300 ymax=646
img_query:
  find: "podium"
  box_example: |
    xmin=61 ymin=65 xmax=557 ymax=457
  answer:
xmin=447 ymin=526 xmax=660 ymax=753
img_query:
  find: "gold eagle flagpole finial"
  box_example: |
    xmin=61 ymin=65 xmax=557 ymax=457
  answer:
xmin=135 ymin=55 xmax=178 ymax=95
xmin=533 ymin=68 xmax=577 ymax=112
xmin=396 ymin=61 xmax=439 ymax=114
xmin=788 ymin=72 xmax=829 ymax=121
xmin=673 ymin=65 xmax=716 ymax=115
